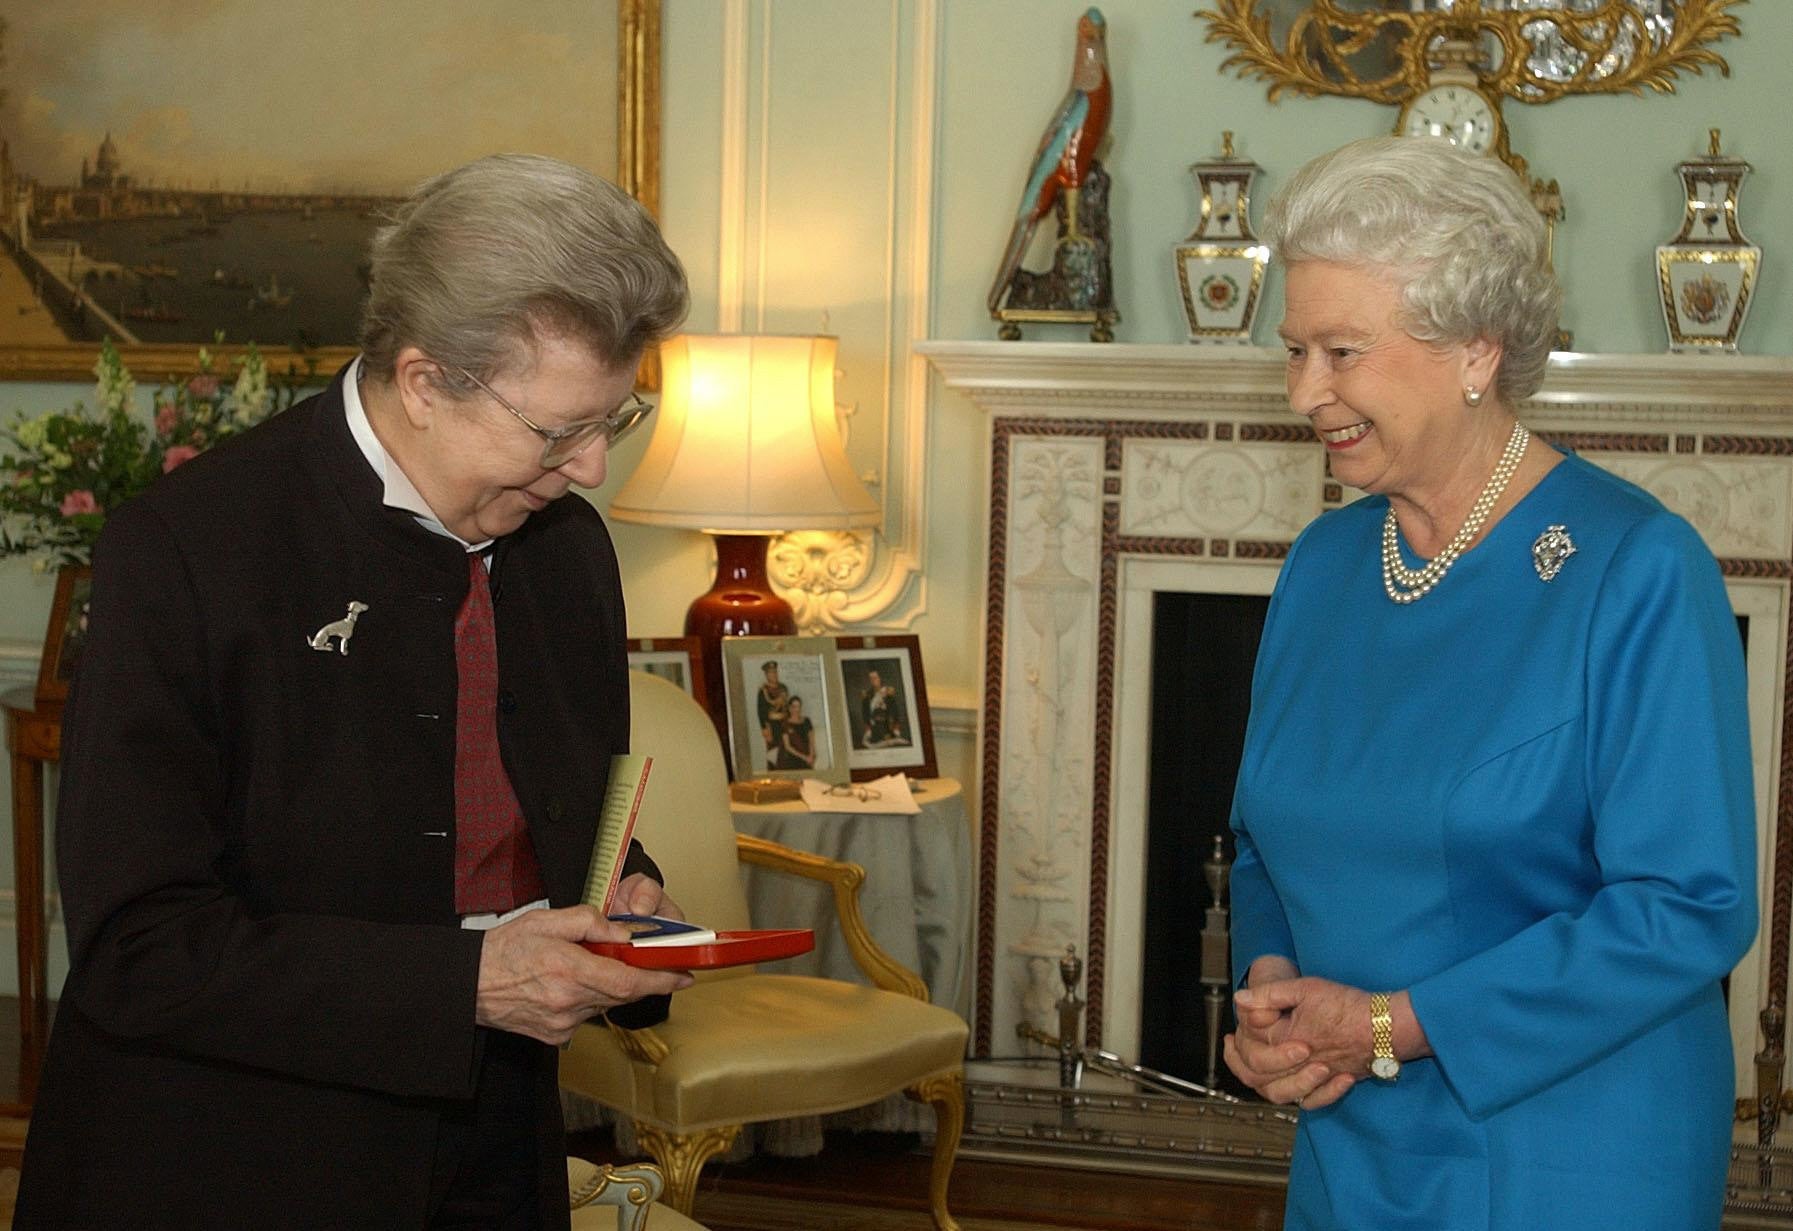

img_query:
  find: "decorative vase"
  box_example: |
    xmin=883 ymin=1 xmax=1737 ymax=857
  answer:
xmin=1656 ymin=128 xmax=1762 ymax=354
xmin=1174 ymin=132 xmax=1270 ymax=345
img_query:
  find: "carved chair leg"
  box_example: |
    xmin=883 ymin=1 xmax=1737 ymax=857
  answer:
xmin=631 ymin=1121 xmax=741 ymax=1216
xmin=906 ymin=1070 xmax=965 ymax=1231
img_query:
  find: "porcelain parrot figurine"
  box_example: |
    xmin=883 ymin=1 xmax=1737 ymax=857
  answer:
xmin=987 ymin=7 xmax=1113 ymax=316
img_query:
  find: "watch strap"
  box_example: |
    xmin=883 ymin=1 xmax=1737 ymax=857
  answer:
xmin=1370 ymin=990 xmax=1396 ymax=1066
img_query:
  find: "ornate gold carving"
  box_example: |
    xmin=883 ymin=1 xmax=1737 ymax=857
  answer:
xmin=617 ymin=0 xmax=662 ymax=220
xmin=1197 ymin=0 xmax=1742 ymax=106
xmin=633 ymin=1121 xmax=741 ymax=1216
xmin=606 ymin=1019 xmax=670 ymax=1066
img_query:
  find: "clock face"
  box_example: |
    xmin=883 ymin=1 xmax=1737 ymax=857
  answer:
xmin=1400 ymin=84 xmax=1498 ymax=156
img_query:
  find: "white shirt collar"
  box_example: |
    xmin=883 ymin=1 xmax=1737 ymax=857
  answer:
xmin=343 ymin=355 xmax=493 ymax=555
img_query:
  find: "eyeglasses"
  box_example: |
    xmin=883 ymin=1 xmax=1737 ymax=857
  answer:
xmin=824 ymin=784 xmax=882 ymax=803
xmin=455 ymin=366 xmax=653 ymax=469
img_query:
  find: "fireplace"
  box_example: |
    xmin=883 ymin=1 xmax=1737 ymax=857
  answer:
xmin=920 ymin=340 xmax=1793 ymax=1128
xmin=1139 ymin=589 xmax=1266 ymax=1095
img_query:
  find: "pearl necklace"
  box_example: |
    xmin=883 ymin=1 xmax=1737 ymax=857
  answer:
xmin=1381 ymin=421 xmax=1530 ymax=605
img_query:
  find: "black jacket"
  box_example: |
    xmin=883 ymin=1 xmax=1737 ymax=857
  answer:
xmin=18 ymin=367 xmax=653 ymax=1228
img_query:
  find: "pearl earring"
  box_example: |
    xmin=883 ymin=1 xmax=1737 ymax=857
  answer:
xmin=1464 ymin=385 xmax=1485 ymax=407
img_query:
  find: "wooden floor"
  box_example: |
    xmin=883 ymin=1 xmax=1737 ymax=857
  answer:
xmin=0 ymin=997 xmax=1282 ymax=1227
xmin=568 ymin=1126 xmax=1287 ymax=1231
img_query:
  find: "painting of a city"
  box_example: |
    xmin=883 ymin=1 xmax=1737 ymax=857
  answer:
xmin=0 ymin=0 xmax=624 ymax=380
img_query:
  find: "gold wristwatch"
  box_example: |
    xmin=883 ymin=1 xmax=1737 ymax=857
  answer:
xmin=1369 ymin=992 xmax=1400 ymax=1081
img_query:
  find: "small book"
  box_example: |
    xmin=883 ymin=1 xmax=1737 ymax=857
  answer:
xmin=579 ymin=753 xmax=815 ymax=971
xmin=607 ymin=913 xmax=718 ymax=947
xmin=580 ymin=754 xmax=653 ymax=914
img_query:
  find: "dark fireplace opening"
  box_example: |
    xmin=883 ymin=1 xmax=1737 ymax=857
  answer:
xmin=1140 ymin=590 xmax=1269 ymax=1100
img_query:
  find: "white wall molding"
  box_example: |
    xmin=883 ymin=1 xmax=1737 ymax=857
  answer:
xmin=0 ymin=638 xmax=42 ymax=673
xmin=716 ymin=0 xmax=750 ymax=332
xmin=816 ymin=0 xmax=941 ymax=630
xmin=715 ymin=1 xmax=941 ymax=631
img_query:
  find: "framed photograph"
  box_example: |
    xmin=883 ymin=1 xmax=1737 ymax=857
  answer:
xmin=626 ymin=636 xmax=708 ymax=711
xmin=835 ymin=634 xmax=938 ymax=782
xmin=720 ymin=636 xmax=852 ymax=786
xmin=35 ymin=566 xmax=94 ymax=706
xmin=0 ymin=0 xmax=660 ymax=383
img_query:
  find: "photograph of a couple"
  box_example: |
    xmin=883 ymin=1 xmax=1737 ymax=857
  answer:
xmin=748 ymin=657 xmax=832 ymax=776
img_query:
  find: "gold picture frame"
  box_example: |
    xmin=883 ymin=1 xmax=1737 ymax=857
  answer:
xmin=0 ymin=0 xmax=661 ymax=385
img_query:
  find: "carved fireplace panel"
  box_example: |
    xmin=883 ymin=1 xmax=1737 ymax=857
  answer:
xmin=921 ymin=340 xmax=1793 ymax=1115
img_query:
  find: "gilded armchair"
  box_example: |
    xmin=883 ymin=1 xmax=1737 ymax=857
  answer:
xmin=559 ymin=671 xmax=968 ymax=1229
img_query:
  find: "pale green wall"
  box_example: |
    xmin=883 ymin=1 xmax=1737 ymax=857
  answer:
xmin=3 ymin=0 xmax=1789 ymax=995
xmin=643 ymin=0 xmax=1793 ymax=778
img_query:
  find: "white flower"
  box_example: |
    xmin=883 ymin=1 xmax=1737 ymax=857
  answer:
xmin=13 ymin=414 xmax=49 ymax=450
xmin=92 ymin=342 xmax=135 ymax=417
xmin=232 ymin=355 xmax=270 ymax=423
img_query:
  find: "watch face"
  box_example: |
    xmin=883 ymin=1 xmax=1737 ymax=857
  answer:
xmin=1401 ymin=84 xmax=1498 ymax=156
xmin=1370 ymin=1055 xmax=1401 ymax=1081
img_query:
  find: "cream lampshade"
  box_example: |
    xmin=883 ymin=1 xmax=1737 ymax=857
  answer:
xmin=609 ymin=333 xmax=879 ymax=724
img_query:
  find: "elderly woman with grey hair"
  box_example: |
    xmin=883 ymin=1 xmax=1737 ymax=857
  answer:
xmin=1221 ymin=136 xmax=1755 ymax=1230
xmin=19 ymin=154 xmax=692 ymax=1229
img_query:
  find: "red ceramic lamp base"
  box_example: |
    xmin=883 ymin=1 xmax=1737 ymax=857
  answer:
xmin=686 ymin=533 xmax=796 ymax=736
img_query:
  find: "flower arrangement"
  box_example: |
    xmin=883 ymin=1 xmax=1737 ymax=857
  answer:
xmin=0 ymin=340 xmax=302 ymax=569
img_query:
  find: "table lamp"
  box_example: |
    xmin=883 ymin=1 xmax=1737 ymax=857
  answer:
xmin=609 ymin=333 xmax=880 ymax=730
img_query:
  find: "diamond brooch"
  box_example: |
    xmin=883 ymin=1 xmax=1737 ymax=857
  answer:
xmin=1532 ymin=525 xmax=1576 ymax=582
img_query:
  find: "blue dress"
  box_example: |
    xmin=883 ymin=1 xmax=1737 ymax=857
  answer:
xmin=1230 ymin=452 xmax=1757 ymax=1230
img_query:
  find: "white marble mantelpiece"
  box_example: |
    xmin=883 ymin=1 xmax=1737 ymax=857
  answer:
xmin=920 ymin=340 xmax=1793 ymax=1109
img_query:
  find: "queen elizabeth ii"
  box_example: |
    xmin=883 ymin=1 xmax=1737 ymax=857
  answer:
xmin=1223 ymin=136 xmax=1756 ymax=1230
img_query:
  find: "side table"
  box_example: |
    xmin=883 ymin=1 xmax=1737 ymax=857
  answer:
xmin=729 ymin=778 xmax=970 ymax=1017
xmin=1 ymin=686 xmax=58 ymax=1111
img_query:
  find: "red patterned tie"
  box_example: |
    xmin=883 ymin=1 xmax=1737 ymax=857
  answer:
xmin=454 ymin=552 xmax=546 ymax=914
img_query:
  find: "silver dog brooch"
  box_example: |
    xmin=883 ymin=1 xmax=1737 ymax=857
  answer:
xmin=307 ymin=601 xmax=369 ymax=654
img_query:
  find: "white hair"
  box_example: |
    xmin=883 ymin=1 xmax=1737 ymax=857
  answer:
xmin=1263 ymin=136 xmax=1561 ymax=402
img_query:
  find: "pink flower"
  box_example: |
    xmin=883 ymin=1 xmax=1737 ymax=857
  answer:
xmin=155 ymin=401 xmax=179 ymax=435
xmin=60 ymin=490 xmax=99 ymax=516
xmin=187 ymin=375 xmax=219 ymax=399
xmin=162 ymin=444 xmax=200 ymax=473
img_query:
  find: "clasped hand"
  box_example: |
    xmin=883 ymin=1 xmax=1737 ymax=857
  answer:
xmin=1222 ymin=958 xmax=1375 ymax=1111
xmin=475 ymin=873 xmax=694 ymax=1046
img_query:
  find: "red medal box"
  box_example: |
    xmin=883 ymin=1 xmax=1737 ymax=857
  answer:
xmin=584 ymin=928 xmax=814 ymax=970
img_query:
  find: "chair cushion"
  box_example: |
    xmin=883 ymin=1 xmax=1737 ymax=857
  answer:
xmin=562 ymin=975 xmax=968 ymax=1133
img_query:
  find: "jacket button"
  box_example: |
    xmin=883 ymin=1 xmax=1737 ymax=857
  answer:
xmin=497 ymin=690 xmax=518 ymax=714
xmin=547 ymin=798 xmax=565 ymax=822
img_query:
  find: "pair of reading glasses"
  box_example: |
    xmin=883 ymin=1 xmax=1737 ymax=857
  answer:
xmin=455 ymin=366 xmax=652 ymax=469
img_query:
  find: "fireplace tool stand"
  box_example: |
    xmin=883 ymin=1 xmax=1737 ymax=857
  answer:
xmin=1016 ymin=834 xmax=1259 ymax=1104
xmin=957 ymin=838 xmax=1293 ymax=1177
